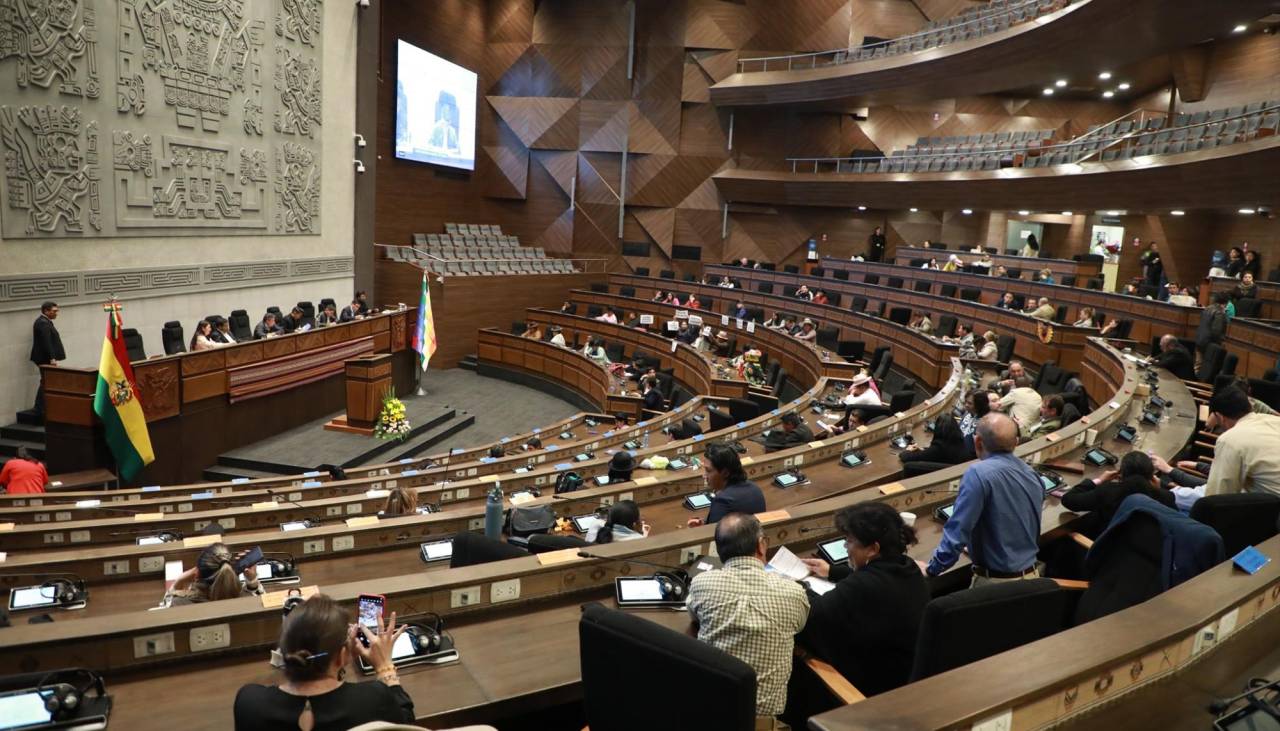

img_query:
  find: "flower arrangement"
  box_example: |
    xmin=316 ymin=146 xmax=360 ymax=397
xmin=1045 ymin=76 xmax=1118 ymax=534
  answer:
xmin=373 ymin=389 xmax=411 ymax=441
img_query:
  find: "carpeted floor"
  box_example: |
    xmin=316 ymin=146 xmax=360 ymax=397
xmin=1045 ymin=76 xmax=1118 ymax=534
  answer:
xmin=412 ymin=367 xmax=580 ymax=449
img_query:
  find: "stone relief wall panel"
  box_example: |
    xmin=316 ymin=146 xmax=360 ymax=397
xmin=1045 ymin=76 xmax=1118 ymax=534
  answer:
xmin=0 ymin=0 xmax=323 ymax=239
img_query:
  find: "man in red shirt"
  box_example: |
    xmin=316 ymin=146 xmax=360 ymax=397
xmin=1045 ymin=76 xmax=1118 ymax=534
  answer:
xmin=0 ymin=447 xmax=48 ymax=494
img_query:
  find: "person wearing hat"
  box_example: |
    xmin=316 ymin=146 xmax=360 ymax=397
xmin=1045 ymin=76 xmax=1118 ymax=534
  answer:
xmin=164 ymin=543 xmax=265 ymax=606
xmin=607 ymin=451 xmax=636 ymax=483
xmin=942 ymin=254 xmax=965 ymax=272
xmin=844 ymin=373 xmax=882 ymax=408
xmin=795 ymin=319 xmax=818 ymax=343
xmin=548 ymin=325 xmax=566 ymax=347
xmin=764 ymin=412 xmax=813 ymax=453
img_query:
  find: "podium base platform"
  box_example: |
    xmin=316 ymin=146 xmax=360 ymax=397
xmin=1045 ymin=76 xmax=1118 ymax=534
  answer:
xmin=322 ymin=415 xmax=376 ymax=436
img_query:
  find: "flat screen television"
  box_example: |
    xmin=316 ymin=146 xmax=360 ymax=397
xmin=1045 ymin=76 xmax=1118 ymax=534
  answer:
xmin=394 ymin=40 xmax=478 ymax=171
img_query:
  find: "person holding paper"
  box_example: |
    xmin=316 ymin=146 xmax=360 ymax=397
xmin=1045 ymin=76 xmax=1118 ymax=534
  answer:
xmin=797 ymin=503 xmax=929 ymax=696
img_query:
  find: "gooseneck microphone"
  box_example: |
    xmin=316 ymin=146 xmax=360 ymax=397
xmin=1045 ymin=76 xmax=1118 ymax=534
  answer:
xmin=264 ymin=489 xmax=325 ymax=528
xmin=576 ymin=551 xmax=691 ymax=580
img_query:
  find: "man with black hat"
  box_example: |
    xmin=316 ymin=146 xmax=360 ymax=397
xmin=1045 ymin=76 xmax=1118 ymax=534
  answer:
xmin=607 ymin=451 xmax=636 ymax=483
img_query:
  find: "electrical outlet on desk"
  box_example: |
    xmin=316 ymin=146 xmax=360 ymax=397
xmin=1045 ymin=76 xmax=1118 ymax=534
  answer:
xmin=190 ymin=623 xmax=231 ymax=651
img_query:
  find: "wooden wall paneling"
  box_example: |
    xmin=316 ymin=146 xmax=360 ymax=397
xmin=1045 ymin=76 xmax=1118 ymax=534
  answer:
xmin=1180 ymin=34 xmax=1280 ymax=113
xmin=850 ymin=0 xmax=926 ymax=48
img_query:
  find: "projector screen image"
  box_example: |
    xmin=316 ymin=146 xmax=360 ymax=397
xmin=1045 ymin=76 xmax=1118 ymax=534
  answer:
xmin=395 ymin=40 xmax=477 ymax=171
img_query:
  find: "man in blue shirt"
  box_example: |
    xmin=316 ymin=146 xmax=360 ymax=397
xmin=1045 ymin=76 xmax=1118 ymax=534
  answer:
xmin=926 ymin=413 xmax=1043 ymax=587
xmin=688 ymin=442 xmax=765 ymax=527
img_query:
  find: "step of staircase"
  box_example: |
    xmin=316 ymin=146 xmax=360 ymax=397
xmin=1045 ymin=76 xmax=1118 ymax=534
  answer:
xmin=201 ymin=463 xmax=299 ymax=483
xmin=0 ymin=437 xmax=45 ymax=460
xmin=0 ymin=421 xmax=46 ymax=444
xmin=458 ymin=354 xmax=478 ymax=372
xmin=386 ymin=412 xmax=477 ymax=463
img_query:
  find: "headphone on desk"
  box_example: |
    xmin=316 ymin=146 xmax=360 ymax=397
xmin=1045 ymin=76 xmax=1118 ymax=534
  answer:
xmin=43 ymin=579 xmax=86 ymax=607
xmin=37 ymin=668 xmax=105 ymax=720
xmin=654 ymin=571 xmax=691 ymax=602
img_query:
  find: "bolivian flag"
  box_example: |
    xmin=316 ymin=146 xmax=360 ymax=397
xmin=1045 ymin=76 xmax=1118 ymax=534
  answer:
xmin=412 ymin=271 xmax=437 ymax=371
xmin=93 ymin=303 xmax=154 ymax=480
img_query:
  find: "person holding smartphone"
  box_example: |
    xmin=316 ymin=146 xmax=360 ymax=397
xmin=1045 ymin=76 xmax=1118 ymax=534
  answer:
xmin=234 ymin=594 xmax=418 ymax=730
xmin=164 ymin=543 xmax=265 ymax=606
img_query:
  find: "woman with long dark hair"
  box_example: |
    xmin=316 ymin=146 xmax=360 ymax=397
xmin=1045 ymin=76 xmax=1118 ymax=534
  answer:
xmin=1061 ymin=450 xmax=1175 ymax=527
xmin=593 ymin=500 xmax=649 ymax=544
xmin=900 ymin=413 xmax=969 ymax=467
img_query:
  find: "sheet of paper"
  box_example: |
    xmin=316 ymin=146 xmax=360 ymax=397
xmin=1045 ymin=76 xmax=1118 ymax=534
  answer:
xmin=720 ymin=314 xmax=730 ymax=326
xmin=639 ymin=314 xmax=654 ymax=325
xmin=689 ymin=315 xmax=703 ymax=326
xmin=767 ymin=546 xmax=811 ymax=581
xmin=746 ymin=321 xmax=756 ymax=333
xmin=802 ymin=576 xmax=837 ymax=595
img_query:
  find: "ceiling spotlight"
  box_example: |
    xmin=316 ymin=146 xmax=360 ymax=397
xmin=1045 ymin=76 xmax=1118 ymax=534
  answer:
xmin=1098 ymin=71 xmax=1112 ymax=80
xmin=909 ymin=207 xmax=919 ymax=212
xmin=1018 ymin=210 xmax=1031 ymax=216
xmin=1170 ymin=210 xmax=1185 ymax=216
xmin=961 ymin=209 xmax=973 ymax=215
xmin=1102 ymin=91 xmax=1115 ymax=98
xmin=857 ymin=205 xmax=867 ymax=211
xmin=1105 ymin=210 xmax=1121 ymax=216
xmin=1239 ymin=208 xmax=1256 ymax=214
xmin=1117 ymin=82 xmax=1131 ymax=90
xmin=1055 ymin=79 xmax=1068 ymax=87
xmin=1061 ymin=211 xmax=1073 ymax=216
xmin=1042 ymin=88 xmax=1055 ymax=96
xmin=1233 ymin=23 xmax=1248 ymax=33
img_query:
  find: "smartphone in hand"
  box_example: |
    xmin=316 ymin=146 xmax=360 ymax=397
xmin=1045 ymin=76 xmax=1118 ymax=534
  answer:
xmin=356 ymin=593 xmax=386 ymax=648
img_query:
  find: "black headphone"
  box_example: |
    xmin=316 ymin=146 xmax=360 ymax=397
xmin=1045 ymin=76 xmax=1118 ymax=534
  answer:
xmin=654 ymin=571 xmax=691 ymax=602
xmin=44 ymin=579 xmax=85 ymax=607
xmin=37 ymin=668 xmax=105 ymax=720
xmin=555 ymin=471 xmax=584 ymax=494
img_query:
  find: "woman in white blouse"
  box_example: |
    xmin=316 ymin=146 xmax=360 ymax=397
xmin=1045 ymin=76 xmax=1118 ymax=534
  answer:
xmin=189 ymin=320 xmax=222 ymax=351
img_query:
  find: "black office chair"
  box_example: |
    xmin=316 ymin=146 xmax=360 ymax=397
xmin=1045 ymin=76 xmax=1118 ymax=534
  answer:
xmin=1189 ymin=493 xmax=1280 ymax=558
xmin=940 ymin=284 xmax=957 ymax=298
xmin=909 ymin=579 xmax=1070 ymax=681
xmin=783 ymin=264 xmax=800 ymax=274
xmin=318 ymin=298 xmax=336 ymax=314
xmin=619 ymin=286 xmax=636 ymax=298
xmin=683 ymin=273 xmax=697 ymax=282
xmin=1086 ymin=277 xmax=1103 ymax=290
xmin=1235 ymin=298 xmax=1262 ymax=318
xmin=122 ymin=328 xmax=147 ymax=362
xmin=1033 ymin=362 xmax=1070 ymax=395
xmin=229 ymin=310 xmax=251 ymax=341
xmin=1060 ymin=276 xmax=1076 ymax=288
xmin=913 ymin=280 xmax=931 ymax=293
xmin=837 ymin=340 xmax=866 ymax=362
xmin=580 ymin=602 xmax=757 ymax=731
xmin=266 ymin=306 xmax=283 ymax=320
xmin=659 ymin=269 xmax=675 ymax=279
xmin=586 ymin=305 xmax=603 ymax=318
xmin=960 ymin=288 xmax=980 ymax=302
xmin=887 ymin=388 xmax=914 ymax=413
xmin=708 ymin=405 xmax=736 ymax=431
xmin=590 ymin=282 xmax=609 ymax=293
xmin=296 ymin=301 xmax=315 ymax=320
xmin=604 ymin=341 xmax=625 ymax=363
xmin=634 ymin=267 xmax=650 ymax=277
xmin=727 ymin=397 xmax=760 ymax=423
xmin=1053 ymin=305 xmax=1068 ymax=324
xmin=1195 ymin=344 xmax=1227 ymax=383
xmin=816 ymin=325 xmax=839 ymax=350
xmin=935 ymin=315 xmax=957 ymax=338
xmin=757 ymin=282 xmax=774 ymax=294
xmin=887 ymin=277 xmax=904 ymax=290
xmin=161 ymin=321 xmax=186 ymax=355
xmin=851 ymin=296 xmax=868 ymax=312
xmin=764 ymin=360 xmax=781 ymax=388
xmin=771 ymin=367 xmax=789 ymax=394
xmin=887 ymin=307 xmax=911 ymax=326
xmin=448 ymin=532 xmax=528 ymax=568
xmin=995 ymin=335 xmax=1016 ymax=363
xmin=864 ymin=274 xmax=880 ymax=285
xmin=833 ymin=270 xmax=849 ymax=281
xmin=812 ymin=267 xmax=825 ymax=278
xmin=511 ymin=321 xmax=528 ymax=335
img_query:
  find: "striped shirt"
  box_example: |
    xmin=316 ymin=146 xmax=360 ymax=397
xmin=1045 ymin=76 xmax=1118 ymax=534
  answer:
xmin=687 ymin=556 xmax=810 ymax=716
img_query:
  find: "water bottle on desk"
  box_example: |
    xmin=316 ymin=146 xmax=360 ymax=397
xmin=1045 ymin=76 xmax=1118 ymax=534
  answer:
xmin=484 ymin=482 xmax=504 ymax=538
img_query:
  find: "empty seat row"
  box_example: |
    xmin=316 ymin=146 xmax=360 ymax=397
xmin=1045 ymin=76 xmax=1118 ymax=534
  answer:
xmin=444 ymin=222 xmax=503 ymax=236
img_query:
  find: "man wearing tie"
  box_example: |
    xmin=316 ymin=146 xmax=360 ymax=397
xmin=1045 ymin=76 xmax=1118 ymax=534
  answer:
xmin=30 ymin=301 xmax=65 ymax=421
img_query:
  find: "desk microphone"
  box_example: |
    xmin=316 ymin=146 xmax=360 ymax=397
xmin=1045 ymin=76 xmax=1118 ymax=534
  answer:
xmin=265 ymin=490 xmax=324 ymax=528
xmin=576 ymin=551 xmax=691 ymax=579
xmin=577 ymin=551 xmax=691 ymax=601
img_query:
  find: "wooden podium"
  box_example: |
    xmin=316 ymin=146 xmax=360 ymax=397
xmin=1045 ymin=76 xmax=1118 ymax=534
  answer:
xmin=324 ymin=354 xmax=395 ymax=435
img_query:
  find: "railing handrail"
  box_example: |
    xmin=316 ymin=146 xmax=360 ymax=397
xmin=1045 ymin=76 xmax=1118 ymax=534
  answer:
xmin=736 ymin=0 xmax=1066 ymax=71
xmin=783 ymin=102 xmax=1280 ymax=171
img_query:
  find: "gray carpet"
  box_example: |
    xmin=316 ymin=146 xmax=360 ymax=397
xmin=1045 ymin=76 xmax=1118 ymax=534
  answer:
xmin=413 ymin=368 xmax=580 ymax=450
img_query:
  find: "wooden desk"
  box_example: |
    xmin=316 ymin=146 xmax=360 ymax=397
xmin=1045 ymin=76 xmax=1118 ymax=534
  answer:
xmin=1225 ymin=318 xmax=1280 ymax=380
xmin=41 ymin=312 xmax=413 ymax=485
xmin=893 ymin=246 xmax=1102 ymax=280
xmin=1209 ymin=275 xmax=1280 ymax=321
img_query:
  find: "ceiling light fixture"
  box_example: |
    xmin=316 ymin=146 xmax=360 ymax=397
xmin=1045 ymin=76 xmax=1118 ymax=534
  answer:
xmin=1170 ymin=210 xmax=1185 ymax=216
xmin=1239 ymin=208 xmax=1256 ymax=215
xmin=1061 ymin=211 xmax=1073 ymax=216
xmin=909 ymin=207 xmax=919 ymax=212
xmin=1233 ymin=23 xmax=1248 ymax=33
xmin=1117 ymin=82 xmax=1131 ymax=90
xmin=1042 ymin=88 xmax=1055 ymax=96
xmin=1055 ymin=79 xmax=1068 ymax=87
xmin=961 ymin=209 xmax=973 ymax=215
xmin=1098 ymin=71 xmax=1112 ymax=80
xmin=1102 ymin=91 xmax=1115 ymax=98
xmin=1018 ymin=210 xmax=1031 ymax=216
xmin=857 ymin=205 xmax=867 ymax=211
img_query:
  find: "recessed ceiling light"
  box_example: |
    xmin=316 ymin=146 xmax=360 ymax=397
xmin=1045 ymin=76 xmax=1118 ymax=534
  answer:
xmin=1170 ymin=210 xmax=1185 ymax=216
xmin=1098 ymin=71 xmax=1112 ymax=80
xmin=857 ymin=205 xmax=867 ymax=211
xmin=1105 ymin=210 xmax=1121 ymax=215
xmin=1042 ymin=88 xmax=1055 ymax=96
xmin=1102 ymin=91 xmax=1115 ymax=98
xmin=1239 ymin=208 xmax=1256 ymax=214
xmin=1018 ymin=210 xmax=1031 ymax=216
xmin=961 ymin=209 xmax=973 ymax=215
xmin=909 ymin=207 xmax=919 ymax=212
xmin=1061 ymin=211 xmax=1073 ymax=216
xmin=1055 ymin=79 xmax=1068 ymax=87
xmin=1117 ymin=82 xmax=1131 ymax=90
xmin=1233 ymin=23 xmax=1248 ymax=33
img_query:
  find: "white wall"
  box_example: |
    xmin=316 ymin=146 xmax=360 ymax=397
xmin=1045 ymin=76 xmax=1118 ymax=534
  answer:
xmin=0 ymin=1 xmax=360 ymax=423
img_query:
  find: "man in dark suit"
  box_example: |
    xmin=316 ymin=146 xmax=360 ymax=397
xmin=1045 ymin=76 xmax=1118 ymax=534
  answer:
xmin=339 ymin=298 xmax=362 ymax=323
xmin=354 ymin=290 xmax=370 ymax=315
xmin=280 ymin=307 xmax=307 ymax=333
xmin=868 ymin=226 xmax=887 ymax=262
xmin=30 ymin=301 xmax=65 ymax=420
xmin=764 ymin=412 xmax=813 ymax=453
xmin=208 ymin=316 xmax=236 ymax=344
xmin=641 ymin=377 xmax=665 ymax=412
xmin=1154 ymin=334 xmax=1195 ymax=381
xmin=253 ymin=312 xmax=282 ymax=339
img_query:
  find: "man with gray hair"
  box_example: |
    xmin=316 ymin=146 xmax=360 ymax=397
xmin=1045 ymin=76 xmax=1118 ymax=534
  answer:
xmin=925 ymin=413 xmax=1043 ymax=586
xmin=995 ymin=374 xmax=1043 ymax=438
xmin=687 ymin=513 xmax=809 ymax=726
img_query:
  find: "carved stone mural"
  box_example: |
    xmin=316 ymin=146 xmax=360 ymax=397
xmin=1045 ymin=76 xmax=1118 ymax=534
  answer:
xmin=0 ymin=0 xmax=323 ymax=239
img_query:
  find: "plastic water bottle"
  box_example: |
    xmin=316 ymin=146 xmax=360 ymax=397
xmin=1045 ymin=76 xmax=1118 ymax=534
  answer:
xmin=642 ymin=430 xmax=650 ymax=449
xmin=484 ymin=482 xmax=504 ymax=539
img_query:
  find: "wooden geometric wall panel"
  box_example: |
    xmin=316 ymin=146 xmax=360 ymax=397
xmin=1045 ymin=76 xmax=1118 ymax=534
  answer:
xmin=685 ymin=1 xmax=759 ymax=50
xmin=581 ymin=45 xmax=631 ymax=101
xmin=532 ymin=150 xmax=578 ymax=200
xmin=481 ymin=145 xmax=529 ymax=200
xmin=692 ymin=49 xmax=740 ymax=84
xmin=912 ymin=0 xmax=983 ymax=22
xmin=633 ymin=207 xmax=677 ymax=254
xmin=579 ymin=100 xmax=631 ymax=152
xmin=535 ymin=207 xmax=575 ymax=253
xmin=490 ymin=45 xmax=583 ymax=98
xmin=629 ymin=155 xmax=728 ymax=207
xmin=683 ymin=61 xmax=713 ymax=103
xmin=747 ymin=0 xmax=851 ymax=54
xmin=486 ymin=96 xmax=579 ymax=148
xmin=488 ymin=0 xmax=535 ymax=44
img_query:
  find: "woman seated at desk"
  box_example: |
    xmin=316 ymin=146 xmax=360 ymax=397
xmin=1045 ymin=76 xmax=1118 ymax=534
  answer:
xmin=190 ymin=320 xmax=222 ymax=351
xmin=899 ymin=413 xmax=969 ymax=469
xmin=589 ymin=499 xmax=649 ymax=543
xmin=165 ymin=543 xmax=265 ymax=606
xmin=583 ymin=336 xmax=611 ymax=366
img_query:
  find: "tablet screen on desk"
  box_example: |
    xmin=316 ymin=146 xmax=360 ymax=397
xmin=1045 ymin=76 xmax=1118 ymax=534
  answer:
xmin=818 ymin=538 xmax=848 ymax=564
xmin=0 ymin=689 xmax=53 ymax=729
xmin=136 ymin=535 xmax=167 ymax=546
xmin=391 ymin=632 xmax=417 ymax=660
xmin=617 ymin=578 xmax=664 ymax=602
xmin=572 ymin=515 xmax=603 ymax=533
xmin=280 ymin=521 xmax=309 ymax=532
xmin=420 ymin=540 xmax=453 ymax=562
xmin=8 ymin=586 xmax=57 ymax=611
xmin=685 ymin=493 xmax=712 ymax=509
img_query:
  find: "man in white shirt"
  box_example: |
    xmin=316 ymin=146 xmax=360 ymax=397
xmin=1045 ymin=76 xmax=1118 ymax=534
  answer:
xmin=843 ymin=373 xmax=882 ymax=407
xmin=995 ymin=375 xmax=1043 ymax=437
xmin=1203 ymin=388 xmax=1280 ymax=498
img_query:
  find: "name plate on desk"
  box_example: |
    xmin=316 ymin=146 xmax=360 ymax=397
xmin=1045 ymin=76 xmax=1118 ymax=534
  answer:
xmin=1233 ymin=546 xmax=1270 ymax=575
xmin=183 ymin=534 xmax=221 ymax=548
xmin=537 ymin=548 xmax=583 ymax=566
xmin=251 ymin=501 xmax=278 ymax=510
xmin=632 ymin=476 xmax=658 ymax=486
xmin=878 ymin=482 xmax=905 ymax=495
xmin=134 ymin=512 xmax=165 ymax=521
xmin=757 ymin=510 xmax=791 ymax=524
xmin=345 ymin=516 xmax=379 ymax=528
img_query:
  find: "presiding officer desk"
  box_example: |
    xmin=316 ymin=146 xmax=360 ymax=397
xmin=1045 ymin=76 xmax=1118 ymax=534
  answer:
xmin=0 ymin=336 xmax=1206 ymax=730
xmin=39 ymin=310 xmax=416 ymax=485
xmin=892 ymin=246 xmax=1104 ymax=281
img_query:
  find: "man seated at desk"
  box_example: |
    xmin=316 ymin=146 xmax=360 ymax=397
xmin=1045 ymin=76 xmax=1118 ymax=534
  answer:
xmin=688 ymin=443 xmax=765 ymax=527
xmin=688 ymin=513 xmax=809 ymax=728
xmin=1024 ymin=297 xmax=1056 ymax=321
xmin=1152 ymin=334 xmax=1194 ymax=381
xmin=764 ymin=412 xmax=812 ymax=453
xmin=993 ymin=375 xmax=1043 ymax=438
xmin=843 ymin=373 xmax=882 ymax=408
xmin=339 ymin=298 xmax=364 ymax=322
xmin=254 ymin=312 xmax=282 ymax=340
xmin=210 ymin=316 xmax=238 ymax=345
xmin=280 ymin=307 xmax=307 ymax=334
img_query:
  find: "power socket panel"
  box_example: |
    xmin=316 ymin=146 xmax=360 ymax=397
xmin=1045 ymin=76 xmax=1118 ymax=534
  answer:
xmin=133 ymin=632 xmax=175 ymax=658
xmin=138 ymin=556 xmax=165 ymax=573
xmin=103 ymin=559 xmax=130 ymax=575
xmin=680 ymin=547 xmax=700 ymax=565
xmin=490 ymin=578 xmax=521 ymax=603
xmin=332 ymin=535 xmax=355 ymax=551
xmin=189 ymin=623 xmax=231 ymax=651
xmin=468 ymin=518 xmax=484 ymax=531
xmin=450 ymin=585 xmax=482 ymax=608
xmin=303 ymin=539 xmax=326 ymax=554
